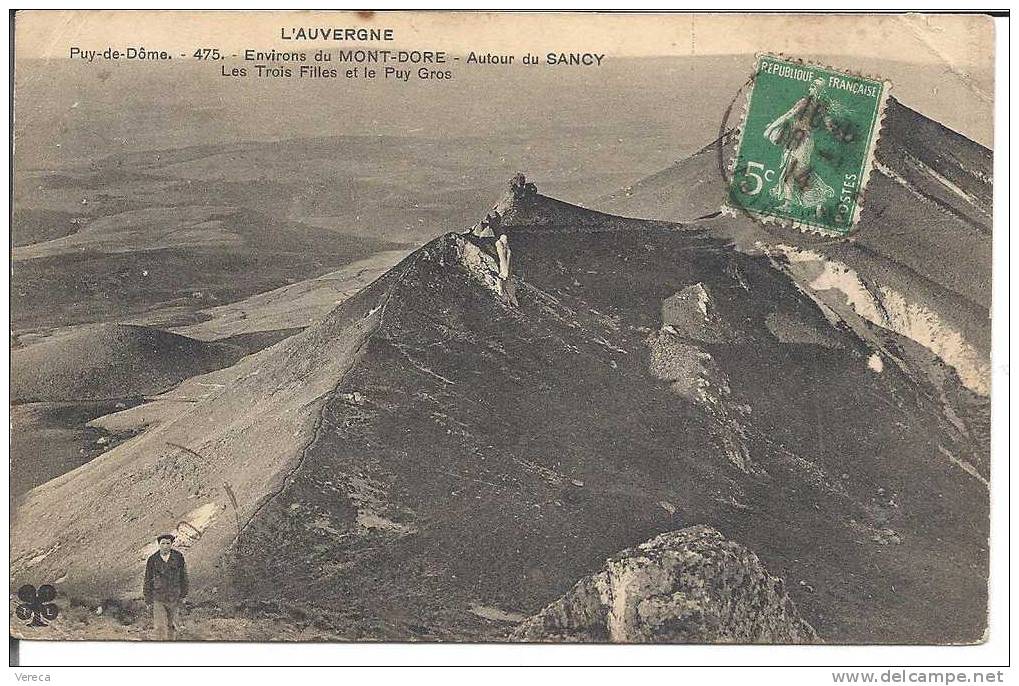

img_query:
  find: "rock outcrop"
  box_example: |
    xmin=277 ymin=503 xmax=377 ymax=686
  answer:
xmin=512 ymin=526 xmax=818 ymax=644
xmin=661 ymin=283 xmax=727 ymax=344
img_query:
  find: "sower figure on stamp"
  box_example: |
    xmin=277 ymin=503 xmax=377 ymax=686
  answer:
xmin=144 ymin=534 xmax=188 ymax=640
xmin=763 ymin=78 xmax=839 ymax=213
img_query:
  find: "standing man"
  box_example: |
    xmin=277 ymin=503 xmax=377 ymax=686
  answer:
xmin=143 ymin=534 xmax=188 ymax=640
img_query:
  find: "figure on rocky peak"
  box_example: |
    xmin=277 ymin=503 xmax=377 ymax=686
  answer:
xmin=465 ymin=206 xmax=517 ymax=307
xmin=510 ymin=173 xmax=538 ymax=199
xmin=471 ymin=209 xmax=502 ymax=239
xmin=495 ymin=232 xmax=518 ymax=307
xmin=487 ymin=209 xmax=502 ymax=236
xmin=468 ymin=208 xmax=501 ymax=238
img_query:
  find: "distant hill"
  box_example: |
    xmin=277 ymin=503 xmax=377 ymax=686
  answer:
xmin=10 ymin=324 xmax=244 ymax=402
xmin=11 ymin=208 xmax=80 ymax=247
xmin=10 ymin=206 xmax=399 ymax=334
xmin=173 ymin=249 xmax=411 ymax=341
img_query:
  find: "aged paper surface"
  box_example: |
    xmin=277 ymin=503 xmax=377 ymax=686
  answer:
xmin=10 ymin=11 xmax=993 ymax=646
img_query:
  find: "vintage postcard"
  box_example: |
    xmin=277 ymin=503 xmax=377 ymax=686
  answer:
xmin=9 ymin=10 xmax=996 ymax=653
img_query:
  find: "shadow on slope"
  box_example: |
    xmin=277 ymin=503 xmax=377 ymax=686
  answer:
xmin=231 ymin=196 xmax=986 ymax=644
xmin=10 ymin=324 xmax=245 ymax=403
xmin=11 ymin=193 xmax=987 ymax=646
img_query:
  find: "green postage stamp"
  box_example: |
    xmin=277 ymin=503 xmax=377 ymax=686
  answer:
xmin=726 ymin=55 xmax=891 ymax=235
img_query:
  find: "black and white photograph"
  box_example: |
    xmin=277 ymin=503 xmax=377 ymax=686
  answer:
xmin=6 ymin=8 xmax=1008 ymax=677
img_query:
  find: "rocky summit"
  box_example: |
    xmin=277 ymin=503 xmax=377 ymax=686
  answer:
xmin=512 ymin=525 xmax=819 ymax=643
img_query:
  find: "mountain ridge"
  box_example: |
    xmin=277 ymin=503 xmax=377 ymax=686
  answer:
xmin=11 ymin=104 xmax=990 ymax=644
xmin=597 ymin=97 xmax=992 ymax=399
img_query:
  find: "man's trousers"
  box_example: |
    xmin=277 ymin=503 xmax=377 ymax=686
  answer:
xmin=152 ymin=600 xmax=180 ymax=640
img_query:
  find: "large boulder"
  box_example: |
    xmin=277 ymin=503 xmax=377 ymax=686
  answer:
xmin=511 ymin=525 xmax=819 ymax=643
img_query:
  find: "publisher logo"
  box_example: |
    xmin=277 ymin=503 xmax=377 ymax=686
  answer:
xmin=16 ymin=584 xmax=59 ymax=627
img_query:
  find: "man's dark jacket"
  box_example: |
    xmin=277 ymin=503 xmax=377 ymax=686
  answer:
xmin=143 ymin=550 xmax=188 ymax=604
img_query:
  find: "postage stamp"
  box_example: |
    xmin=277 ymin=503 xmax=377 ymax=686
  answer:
xmin=725 ymin=54 xmax=891 ymax=235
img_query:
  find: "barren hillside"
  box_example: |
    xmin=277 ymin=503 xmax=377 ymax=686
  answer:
xmin=12 ymin=189 xmax=988 ymax=644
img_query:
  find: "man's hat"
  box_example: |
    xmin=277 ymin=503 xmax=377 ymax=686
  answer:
xmin=156 ymin=534 xmax=175 ymax=543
